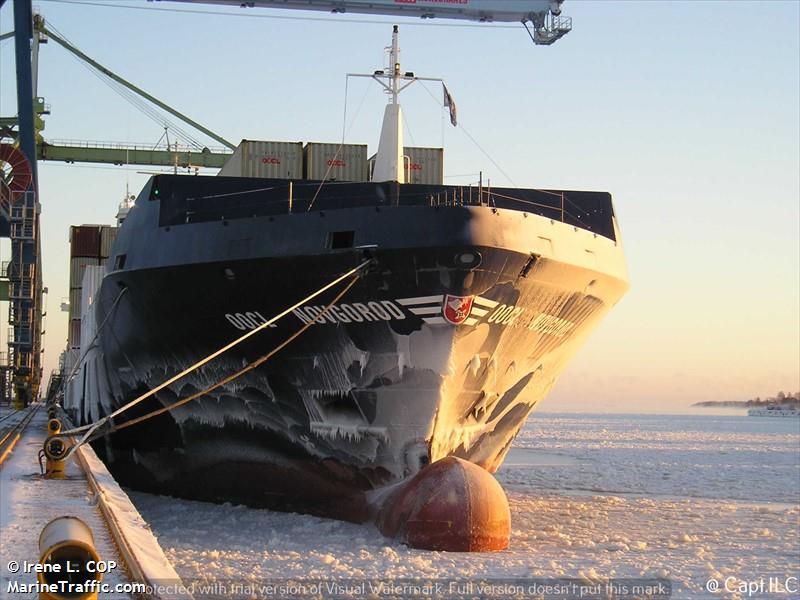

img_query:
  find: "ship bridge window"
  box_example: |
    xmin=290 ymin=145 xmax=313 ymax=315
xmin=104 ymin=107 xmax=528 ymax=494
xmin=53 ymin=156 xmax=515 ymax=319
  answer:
xmin=328 ymin=231 xmax=355 ymax=250
xmin=114 ymin=254 xmax=127 ymax=270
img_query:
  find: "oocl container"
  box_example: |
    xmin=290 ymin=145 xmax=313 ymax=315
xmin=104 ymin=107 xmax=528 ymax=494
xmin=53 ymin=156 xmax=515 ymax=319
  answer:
xmin=219 ymin=140 xmax=303 ymax=179
xmin=69 ymin=225 xmax=102 ymax=258
xmin=403 ymin=147 xmax=444 ymax=185
xmin=304 ymin=142 xmax=368 ymax=182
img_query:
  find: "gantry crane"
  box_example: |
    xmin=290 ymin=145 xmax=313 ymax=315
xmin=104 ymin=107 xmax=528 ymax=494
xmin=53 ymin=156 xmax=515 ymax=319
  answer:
xmin=0 ymin=0 xmax=572 ymax=407
xmin=0 ymin=2 xmax=235 ymax=406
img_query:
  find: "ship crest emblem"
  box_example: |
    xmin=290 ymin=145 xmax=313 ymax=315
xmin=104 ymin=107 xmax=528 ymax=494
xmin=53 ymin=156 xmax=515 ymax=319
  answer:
xmin=442 ymin=295 xmax=474 ymax=325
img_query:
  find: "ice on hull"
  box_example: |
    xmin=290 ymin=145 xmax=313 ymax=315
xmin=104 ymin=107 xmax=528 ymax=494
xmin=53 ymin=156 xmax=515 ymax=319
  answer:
xmin=66 ymin=248 xmax=622 ymax=515
xmin=62 ymin=176 xmax=627 ymax=547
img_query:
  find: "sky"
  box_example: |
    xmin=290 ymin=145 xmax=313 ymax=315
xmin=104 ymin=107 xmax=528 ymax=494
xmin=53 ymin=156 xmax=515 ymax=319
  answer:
xmin=0 ymin=0 xmax=798 ymax=413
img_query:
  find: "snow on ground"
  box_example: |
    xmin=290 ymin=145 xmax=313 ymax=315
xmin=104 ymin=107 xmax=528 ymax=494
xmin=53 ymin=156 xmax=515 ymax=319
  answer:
xmin=125 ymin=413 xmax=799 ymax=599
xmin=130 ymin=490 xmax=799 ymax=599
xmin=0 ymin=409 xmax=132 ymax=599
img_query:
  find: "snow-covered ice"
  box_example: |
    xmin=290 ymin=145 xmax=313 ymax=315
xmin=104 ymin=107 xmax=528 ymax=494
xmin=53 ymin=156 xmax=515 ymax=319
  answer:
xmin=127 ymin=414 xmax=800 ymax=598
xmin=505 ymin=414 xmax=800 ymax=504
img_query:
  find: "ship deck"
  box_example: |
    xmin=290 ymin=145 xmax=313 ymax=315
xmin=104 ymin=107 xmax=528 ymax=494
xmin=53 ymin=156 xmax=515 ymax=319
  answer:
xmin=151 ymin=175 xmax=619 ymax=242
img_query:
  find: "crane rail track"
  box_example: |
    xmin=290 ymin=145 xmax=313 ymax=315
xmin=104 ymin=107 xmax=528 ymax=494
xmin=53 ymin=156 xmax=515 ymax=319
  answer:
xmin=0 ymin=404 xmax=40 ymax=466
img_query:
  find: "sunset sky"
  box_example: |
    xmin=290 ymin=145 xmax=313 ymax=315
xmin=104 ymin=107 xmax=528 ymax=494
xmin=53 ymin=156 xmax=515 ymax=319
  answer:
xmin=0 ymin=0 xmax=797 ymax=413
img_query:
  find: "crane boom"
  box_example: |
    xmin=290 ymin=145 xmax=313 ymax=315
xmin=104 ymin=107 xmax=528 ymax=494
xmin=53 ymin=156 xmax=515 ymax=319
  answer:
xmin=40 ymin=24 xmax=236 ymax=150
xmin=163 ymin=0 xmax=572 ymax=44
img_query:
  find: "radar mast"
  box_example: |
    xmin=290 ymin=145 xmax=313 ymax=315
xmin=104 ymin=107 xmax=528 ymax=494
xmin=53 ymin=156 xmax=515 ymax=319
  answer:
xmin=351 ymin=26 xmax=445 ymax=183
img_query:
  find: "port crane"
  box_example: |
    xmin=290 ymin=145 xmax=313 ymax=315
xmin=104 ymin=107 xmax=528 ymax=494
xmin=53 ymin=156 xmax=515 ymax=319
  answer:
xmin=0 ymin=0 xmax=572 ymax=406
xmin=1 ymin=4 xmax=238 ymax=405
xmin=166 ymin=0 xmax=572 ymax=45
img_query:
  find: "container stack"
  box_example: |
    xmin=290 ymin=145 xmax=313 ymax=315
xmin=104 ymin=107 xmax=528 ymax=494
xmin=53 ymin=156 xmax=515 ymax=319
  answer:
xmin=67 ymin=225 xmax=117 ymax=351
xmin=218 ymin=140 xmax=439 ymax=184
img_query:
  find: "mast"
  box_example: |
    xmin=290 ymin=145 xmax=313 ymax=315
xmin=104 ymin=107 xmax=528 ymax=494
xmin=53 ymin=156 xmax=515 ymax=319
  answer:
xmin=372 ymin=26 xmax=405 ymax=183
xmin=348 ymin=26 xmax=447 ymax=183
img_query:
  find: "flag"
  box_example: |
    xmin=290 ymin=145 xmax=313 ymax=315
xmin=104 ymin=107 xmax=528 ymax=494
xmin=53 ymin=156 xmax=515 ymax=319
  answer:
xmin=443 ymin=83 xmax=457 ymax=127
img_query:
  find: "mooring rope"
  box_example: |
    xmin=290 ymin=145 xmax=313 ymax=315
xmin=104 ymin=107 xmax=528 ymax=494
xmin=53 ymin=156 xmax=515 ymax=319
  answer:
xmin=58 ymin=260 xmax=372 ymax=453
xmin=109 ymin=275 xmax=359 ymax=437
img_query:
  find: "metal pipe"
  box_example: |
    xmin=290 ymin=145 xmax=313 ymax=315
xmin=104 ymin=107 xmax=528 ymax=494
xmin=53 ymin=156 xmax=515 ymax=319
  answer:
xmin=38 ymin=516 xmax=104 ymax=600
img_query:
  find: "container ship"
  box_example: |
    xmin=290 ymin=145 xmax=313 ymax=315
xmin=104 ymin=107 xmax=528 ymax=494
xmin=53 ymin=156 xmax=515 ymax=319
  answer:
xmin=59 ymin=28 xmax=628 ymax=551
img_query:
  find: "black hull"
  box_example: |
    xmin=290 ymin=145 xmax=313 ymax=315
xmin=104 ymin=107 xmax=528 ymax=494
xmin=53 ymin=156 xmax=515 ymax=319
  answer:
xmin=64 ymin=176 xmax=628 ymax=517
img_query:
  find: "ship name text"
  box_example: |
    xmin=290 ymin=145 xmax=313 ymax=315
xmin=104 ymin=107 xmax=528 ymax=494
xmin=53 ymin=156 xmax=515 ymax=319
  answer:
xmin=293 ymin=301 xmax=406 ymax=325
xmin=224 ymin=296 xmax=576 ymax=337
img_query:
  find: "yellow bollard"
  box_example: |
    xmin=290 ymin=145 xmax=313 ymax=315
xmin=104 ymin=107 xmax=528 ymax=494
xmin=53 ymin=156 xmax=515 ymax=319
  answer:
xmin=38 ymin=516 xmax=102 ymax=600
xmin=43 ymin=436 xmax=70 ymax=480
xmin=47 ymin=419 xmax=62 ymax=436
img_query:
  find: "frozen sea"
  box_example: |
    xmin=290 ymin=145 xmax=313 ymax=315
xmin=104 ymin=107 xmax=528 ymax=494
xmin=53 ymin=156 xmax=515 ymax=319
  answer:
xmin=129 ymin=413 xmax=800 ymax=599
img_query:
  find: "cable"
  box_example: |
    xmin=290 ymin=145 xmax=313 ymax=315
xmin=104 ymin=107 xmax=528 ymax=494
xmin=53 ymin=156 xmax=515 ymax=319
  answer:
xmin=415 ymin=79 xmax=584 ymax=209
xmin=341 ymin=75 xmax=349 ymax=153
xmin=417 ymin=79 xmax=519 ymax=188
xmin=402 ymin=110 xmax=416 ymax=149
xmin=307 ymin=76 xmax=374 ymax=211
xmin=112 ymin=275 xmax=359 ymax=435
xmin=46 ymin=20 xmax=209 ymax=149
xmin=457 ymin=125 xmax=519 ymax=189
xmin=60 ymin=260 xmax=372 ymax=451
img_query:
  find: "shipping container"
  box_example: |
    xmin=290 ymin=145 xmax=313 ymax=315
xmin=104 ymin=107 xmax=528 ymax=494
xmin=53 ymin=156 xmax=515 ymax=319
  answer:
xmin=68 ymin=319 xmax=81 ymax=350
xmin=80 ymin=302 xmax=96 ymax=354
xmin=69 ymin=225 xmax=102 ymax=258
xmin=368 ymin=147 xmax=445 ymax=184
xmin=81 ymin=265 xmax=105 ymax=318
xmin=99 ymin=226 xmax=118 ymax=258
xmin=304 ymin=142 xmax=368 ymax=182
xmin=68 ymin=287 xmax=82 ymax=321
xmin=219 ymin=140 xmax=304 ymax=179
xmin=403 ymin=147 xmax=444 ymax=185
xmin=63 ymin=349 xmax=79 ymax=377
xmin=69 ymin=257 xmax=101 ymax=289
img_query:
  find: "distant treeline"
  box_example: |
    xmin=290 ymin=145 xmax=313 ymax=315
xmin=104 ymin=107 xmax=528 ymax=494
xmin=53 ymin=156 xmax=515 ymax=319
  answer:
xmin=694 ymin=391 xmax=800 ymax=408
